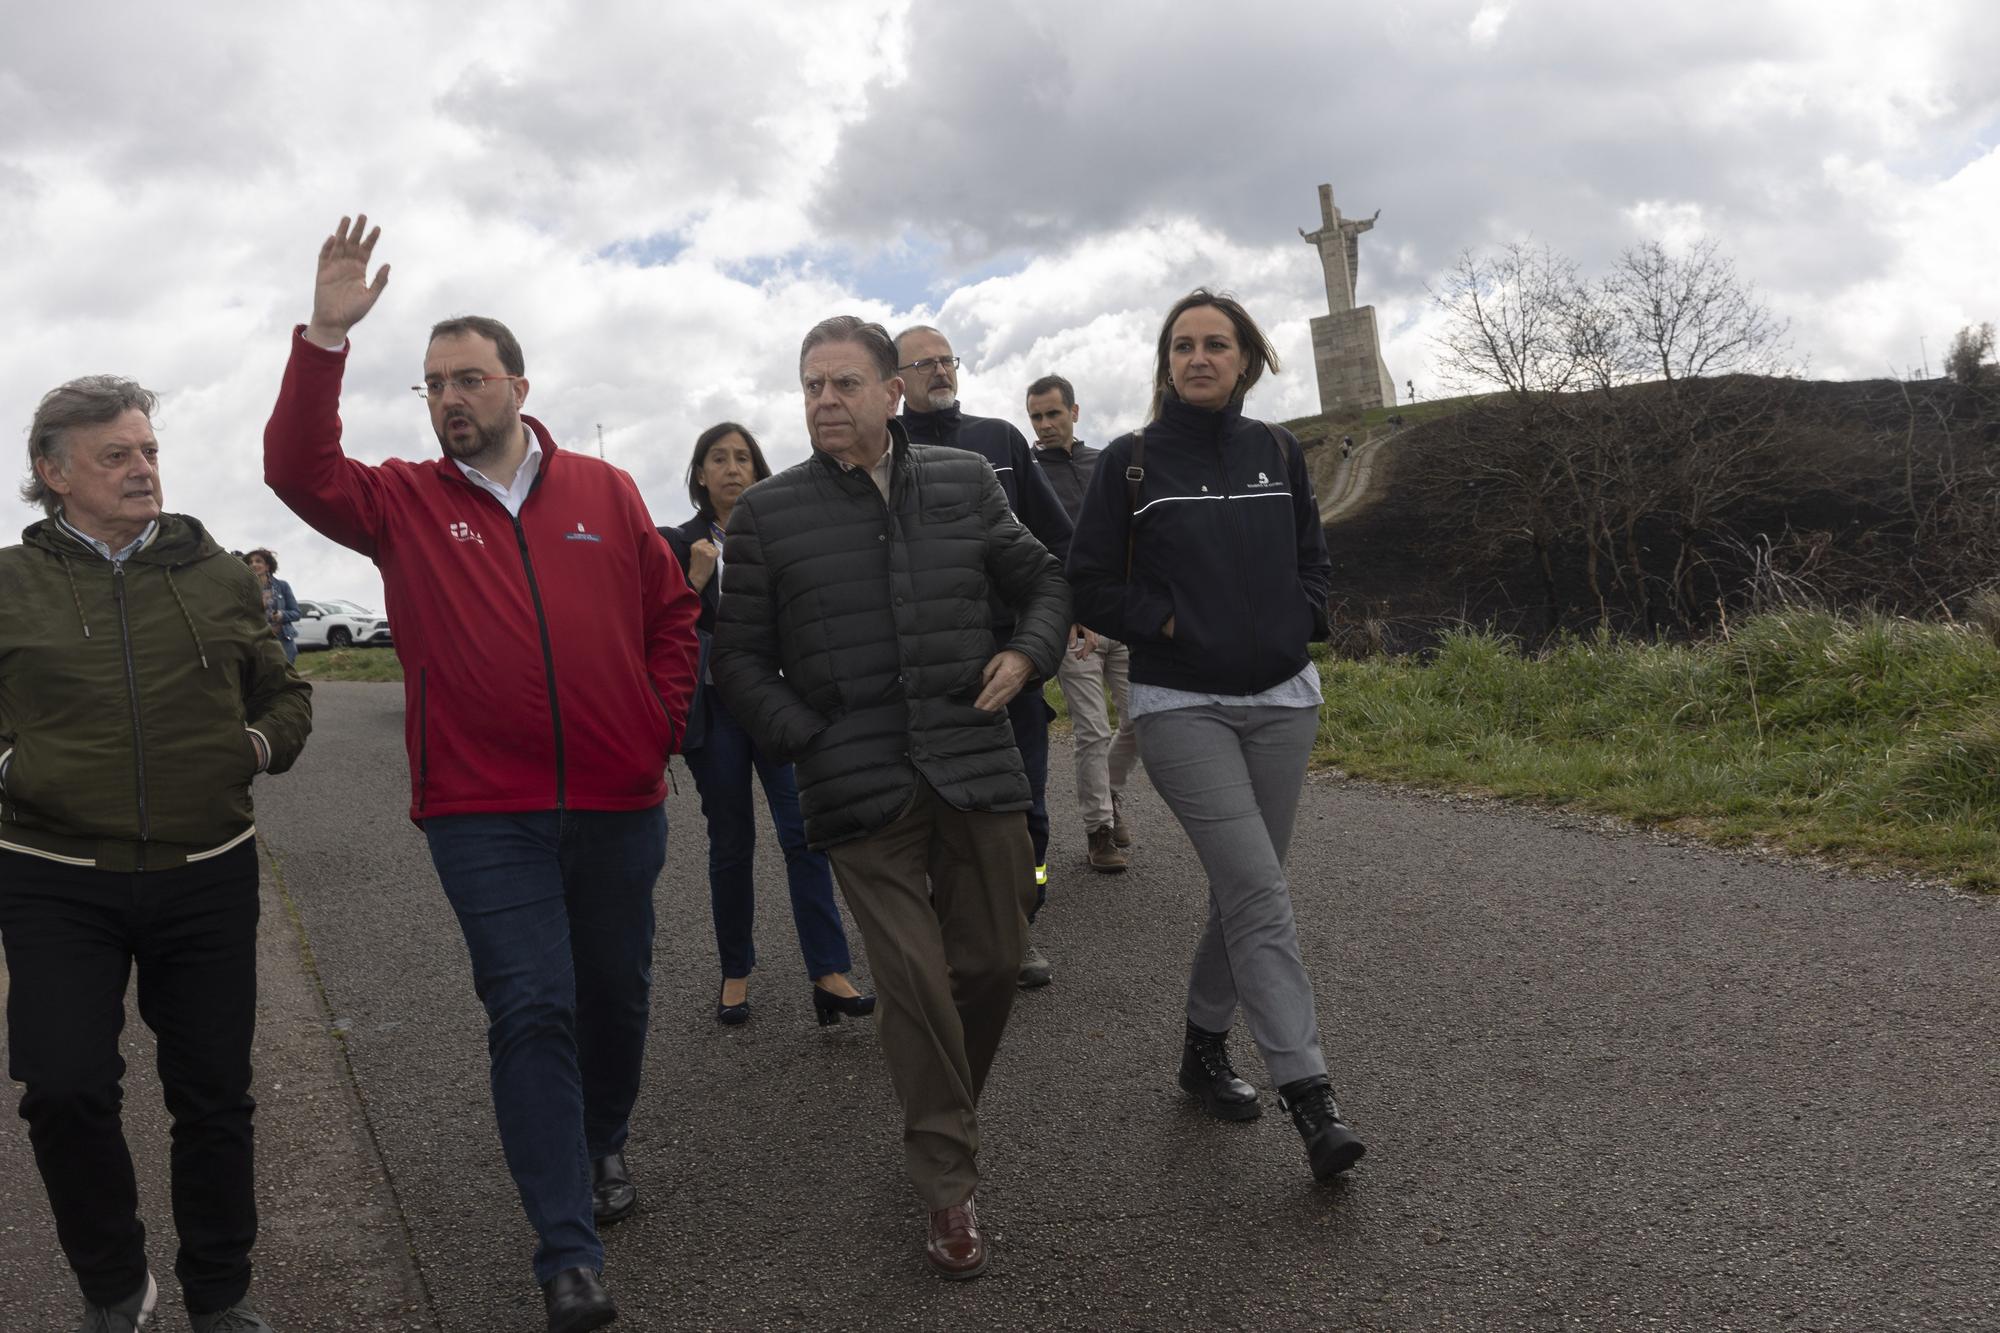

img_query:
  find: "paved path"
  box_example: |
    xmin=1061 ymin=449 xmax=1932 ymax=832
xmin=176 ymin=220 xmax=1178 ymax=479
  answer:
xmin=1309 ymin=427 xmax=1389 ymax=525
xmin=4 ymin=681 xmax=1996 ymax=1330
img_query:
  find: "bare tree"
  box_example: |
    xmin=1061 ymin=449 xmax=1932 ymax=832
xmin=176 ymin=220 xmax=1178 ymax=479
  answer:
xmin=1428 ymin=242 xmax=1589 ymax=398
xmin=1600 ymin=238 xmax=1795 ymax=385
xmin=1421 ymin=235 xmax=1805 ymax=636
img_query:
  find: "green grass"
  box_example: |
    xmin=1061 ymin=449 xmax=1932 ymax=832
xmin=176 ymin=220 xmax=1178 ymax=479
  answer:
xmin=295 ymin=618 xmax=2000 ymax=888
xmin=292 ymin=647 xmax=404 ymax=682
xmin=1311 ymin=610 xmax=2000 ymax=890
xmin=1282 ymin=390 xmax=1488 ymax=443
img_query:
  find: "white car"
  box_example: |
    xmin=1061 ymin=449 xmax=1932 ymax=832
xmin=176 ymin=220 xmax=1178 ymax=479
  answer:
xmin=294 ymin=599 xmax=392 ymax=650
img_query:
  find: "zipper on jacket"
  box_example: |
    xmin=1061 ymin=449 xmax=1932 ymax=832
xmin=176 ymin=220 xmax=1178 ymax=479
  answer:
xmin=112 ymin=561 xmax=150 ymax=860
xmin=1217 ymin=438 xmax=1261 ymax=695
xmin=510 ymin=513 xmax=566 ymax=809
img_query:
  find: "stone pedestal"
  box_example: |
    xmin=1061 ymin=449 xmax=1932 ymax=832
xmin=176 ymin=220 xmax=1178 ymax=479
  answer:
xmin=1311 ymin=306 xmax=1397 ymax=414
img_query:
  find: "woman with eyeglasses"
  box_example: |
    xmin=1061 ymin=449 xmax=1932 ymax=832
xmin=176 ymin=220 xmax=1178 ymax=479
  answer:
xmin=661 ymin=422 xmax=874 ymax=1029
xmin=1064 ymin=289 xmax=1364 ymax=1183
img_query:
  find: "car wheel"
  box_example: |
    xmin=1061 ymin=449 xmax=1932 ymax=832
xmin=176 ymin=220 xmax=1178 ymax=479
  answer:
xmin=328 ymin=627 xmax=353 ymax=649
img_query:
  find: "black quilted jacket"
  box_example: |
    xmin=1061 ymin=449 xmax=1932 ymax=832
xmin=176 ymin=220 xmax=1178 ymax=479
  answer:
xmin=710 ymin=424 xmax=1070 ymax=849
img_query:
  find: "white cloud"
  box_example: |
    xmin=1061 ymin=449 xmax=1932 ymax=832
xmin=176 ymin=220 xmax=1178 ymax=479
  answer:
xmin=1468 ymin=4 xmax=1511 ymax=48
xmin=1 ymin=0 xmax=1995 ymax=609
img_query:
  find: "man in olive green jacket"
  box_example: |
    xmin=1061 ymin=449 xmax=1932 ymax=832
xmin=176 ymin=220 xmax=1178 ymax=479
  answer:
xmin=0 ymin=375 xmax=310 ymax=1333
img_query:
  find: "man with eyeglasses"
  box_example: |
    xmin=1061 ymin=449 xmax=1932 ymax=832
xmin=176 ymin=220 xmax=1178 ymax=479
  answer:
xmin=711 ymin=316 xmax=1067 ymax=1279
xmin=263 ymin=216 xmax=700 ymax=1333
xmin=894 ymin=327 xmax=1072 ymax=991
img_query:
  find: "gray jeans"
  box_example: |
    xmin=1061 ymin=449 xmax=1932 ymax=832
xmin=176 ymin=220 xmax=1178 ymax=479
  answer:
xmin=1135 ymin=703 xmax=1327 ymax=1086
xmin=1054 ymin=635 xmax=1137 ymax=831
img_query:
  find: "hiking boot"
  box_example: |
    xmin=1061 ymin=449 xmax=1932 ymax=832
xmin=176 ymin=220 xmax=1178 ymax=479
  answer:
xmin=1177 ymin=1022 xmax=1261 ymax=1121
xmin=189 ymin=1301 xmax=274 ymax=1332
xmin=1086 ymin=825 xmax=1129 ymax=872
xmin=77 ymin=1272 xmax=157 ymax=1332
xmin=1110 ymin=792 xmax=1134 ymax=847
xmin=1018 ymin=940 xmax=1052 ymax=989
xmin=1277 ymin=1075 xmax=1366 ymax=1181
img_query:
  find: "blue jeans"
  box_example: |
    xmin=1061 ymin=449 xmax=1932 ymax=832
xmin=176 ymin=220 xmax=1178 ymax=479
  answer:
xmin=1007 ymin=687 xmax=1052 ymax=916
xmin=423 ymin=805 xmax=665 ymax=1285
xmin=682 ymin=688 xmax=850 ymax=979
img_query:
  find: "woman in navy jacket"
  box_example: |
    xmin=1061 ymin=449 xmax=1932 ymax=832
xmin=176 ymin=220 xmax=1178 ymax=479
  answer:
xmin=1066 ymin=289 xmax=1364 ymax=1183
xmin=662 ymin=423 xmax=873 ymax=1028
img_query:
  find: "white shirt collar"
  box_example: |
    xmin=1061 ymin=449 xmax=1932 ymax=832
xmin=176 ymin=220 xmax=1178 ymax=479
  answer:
xmin=452 ymin=429 xmax=544 ymax=518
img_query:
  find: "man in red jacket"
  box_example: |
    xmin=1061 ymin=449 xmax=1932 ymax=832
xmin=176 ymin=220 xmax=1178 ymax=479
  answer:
xmin=264 ymin=216 xmax=699 ymax=1333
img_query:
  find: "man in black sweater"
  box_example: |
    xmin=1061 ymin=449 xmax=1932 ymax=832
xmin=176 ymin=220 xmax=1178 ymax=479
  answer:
xmin=1027 ymin=374 xmax=1136 ymax=874
xmin=896 ymin=326 xmax=1072 ymax=989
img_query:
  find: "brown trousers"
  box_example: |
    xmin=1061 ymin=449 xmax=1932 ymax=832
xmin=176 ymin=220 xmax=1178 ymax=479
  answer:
xmin=826 ymin=781 xmax=1035 ymax=1208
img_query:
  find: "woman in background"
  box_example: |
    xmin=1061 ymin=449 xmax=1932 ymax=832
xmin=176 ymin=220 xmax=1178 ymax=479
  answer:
xmin=1064 ymin=289 xmax=1364 ymax=1183
xmin=661 ymin=422 xmax=873 ymax=1028
xmin=244 ymin=547 xmax=299 ymax=664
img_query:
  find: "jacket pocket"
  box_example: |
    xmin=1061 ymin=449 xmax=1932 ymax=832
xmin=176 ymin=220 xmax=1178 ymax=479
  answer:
xmin=922 ymin=500 xmax=974 ymax=525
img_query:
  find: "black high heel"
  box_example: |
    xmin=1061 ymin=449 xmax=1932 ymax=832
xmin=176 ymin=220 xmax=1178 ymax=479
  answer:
xmin=716 ymin=981 xmax=751 ymax=1026
xmin=812 ymin=985 xmax=877 ymax=1026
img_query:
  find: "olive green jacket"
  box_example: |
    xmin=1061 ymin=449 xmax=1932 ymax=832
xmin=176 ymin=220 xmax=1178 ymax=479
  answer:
xmin=0 ymin=514 xmax=313 ymax=872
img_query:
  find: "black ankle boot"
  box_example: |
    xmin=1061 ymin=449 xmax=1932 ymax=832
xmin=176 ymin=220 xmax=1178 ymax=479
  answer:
xmin=1277 ymin=1075 xmax=1366 ymax=1181
xmin=1178 ymin=1022 xmax=1262 ymax=1121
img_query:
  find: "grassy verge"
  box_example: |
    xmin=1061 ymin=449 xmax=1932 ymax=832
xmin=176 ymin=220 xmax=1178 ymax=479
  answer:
xmin=295 ymin=617 xmax=2000 ymax=888
xmin=293 ymin=647 xmax=404 ymax=683
xmin=1313 ymin=609 xmax=2000 ymax=891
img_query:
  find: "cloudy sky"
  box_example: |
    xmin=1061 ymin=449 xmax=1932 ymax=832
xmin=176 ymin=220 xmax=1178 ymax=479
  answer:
xmin=4 ymin=0 xmax=1996 ymax=607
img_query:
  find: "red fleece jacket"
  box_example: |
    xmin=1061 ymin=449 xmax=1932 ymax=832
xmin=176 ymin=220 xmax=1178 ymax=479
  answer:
xmin=263 ymin=329 xmax=699 ymax=822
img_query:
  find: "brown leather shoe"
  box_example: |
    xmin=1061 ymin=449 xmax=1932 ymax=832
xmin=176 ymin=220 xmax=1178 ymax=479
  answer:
xmin=1087 ymin=824 xmax=1129 ymax=871
xmin=925 ymin=1198 xmax=989 ymax=1279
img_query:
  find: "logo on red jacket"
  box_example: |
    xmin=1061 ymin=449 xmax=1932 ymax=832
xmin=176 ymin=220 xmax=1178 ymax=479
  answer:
xmin=449 ymin=521 xmax=484 ymax=545
xmin=566 ymin=521 xmax=602 ymax=544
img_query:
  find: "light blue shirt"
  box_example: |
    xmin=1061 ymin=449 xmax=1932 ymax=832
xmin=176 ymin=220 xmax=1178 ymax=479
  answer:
xmin=1127 ymin=659 xmax=1323 ymax=718
xmin=56 ymin=512 xmax=158 ymax=562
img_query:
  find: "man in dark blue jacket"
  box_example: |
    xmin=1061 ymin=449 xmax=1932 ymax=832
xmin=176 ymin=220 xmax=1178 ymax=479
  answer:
xmin=896 ymin=326 xmax=1073 ymax=990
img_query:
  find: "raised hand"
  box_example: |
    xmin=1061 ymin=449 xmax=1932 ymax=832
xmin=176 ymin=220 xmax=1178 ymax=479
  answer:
xmin=305 ymin=214 xmax=390 ymax=349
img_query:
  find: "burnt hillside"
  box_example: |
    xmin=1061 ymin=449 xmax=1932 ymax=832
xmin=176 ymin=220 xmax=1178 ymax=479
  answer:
xmin=1289 ymin=375 xmax=2000 ymax=650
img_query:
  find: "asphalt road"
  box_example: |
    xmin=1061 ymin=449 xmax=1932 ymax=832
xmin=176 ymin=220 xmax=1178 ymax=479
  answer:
xmin=4 ymin=680 xmax=1995 ymax=1331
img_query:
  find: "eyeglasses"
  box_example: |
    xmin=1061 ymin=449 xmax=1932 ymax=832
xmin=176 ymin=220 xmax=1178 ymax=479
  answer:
xmin=411 ymin=372 xmax=523 ymax=399
xmin=897 ymin=356 xmax=961 ymax=373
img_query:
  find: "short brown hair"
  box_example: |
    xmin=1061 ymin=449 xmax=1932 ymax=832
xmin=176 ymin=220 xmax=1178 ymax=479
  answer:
xmin=244 ymin=547 xmax=280 ymax=575
xmin=429 ymin=316 xmax=526 ymax=375
xmin=800 ymin=316 xmax=898 ymax=381
xmin=1150 ymin=289 xmax=1281 ymax=421
xmin=22 ymin=376 xmax=158 ymax=517
xmin=1026 ymin=374 xmax=1075 ymax=409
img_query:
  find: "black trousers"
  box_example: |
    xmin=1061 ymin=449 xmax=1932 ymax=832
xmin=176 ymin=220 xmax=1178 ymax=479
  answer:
xmin=0 ymin=841 xmax=260 ymax=1314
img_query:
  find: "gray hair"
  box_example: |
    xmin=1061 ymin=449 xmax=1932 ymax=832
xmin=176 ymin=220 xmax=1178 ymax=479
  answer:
xmin=22 ymin=376 xmax=159 ymax=517
xmin=800 ymin=316 xmax=898 ymax=381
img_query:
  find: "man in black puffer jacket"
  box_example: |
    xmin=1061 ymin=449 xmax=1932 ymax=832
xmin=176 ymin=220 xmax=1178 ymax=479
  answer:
xmin=711 ymin=315 xmax=1068 ymax=1281
xmin=896 ymin=324 xmax=1073 ymax=990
